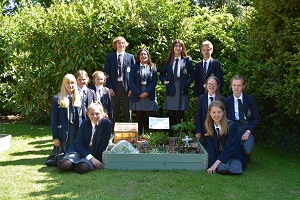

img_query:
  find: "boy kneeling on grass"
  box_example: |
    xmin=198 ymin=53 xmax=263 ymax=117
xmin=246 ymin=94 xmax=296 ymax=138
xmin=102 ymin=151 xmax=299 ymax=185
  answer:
xmin=58 ymin=102 xmax=111 ymax=173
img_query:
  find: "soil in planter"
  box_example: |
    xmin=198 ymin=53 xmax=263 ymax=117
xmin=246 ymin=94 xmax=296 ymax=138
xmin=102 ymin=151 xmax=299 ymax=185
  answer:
xmin=136 ymin=138 xmax=203 ymax=154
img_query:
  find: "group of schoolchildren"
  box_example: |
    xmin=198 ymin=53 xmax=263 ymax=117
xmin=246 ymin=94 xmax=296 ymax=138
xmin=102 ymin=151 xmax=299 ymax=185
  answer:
xmin=46 ymin=36 xmax=260 ymax=175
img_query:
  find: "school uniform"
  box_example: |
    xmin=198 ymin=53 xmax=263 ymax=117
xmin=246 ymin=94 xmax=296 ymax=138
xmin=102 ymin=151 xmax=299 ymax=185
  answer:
xmin=63 ymin=118 xmax=111 ymax=170
xmin=194 ymin=58 xmax=223 ymax=97
xmin=196 ymin=94 xmax=224 ymax=136
xmin=51 ymin=94 xmax=82 ymax=153
xmin=160 ymin=56 xmax=195 ymax=110
xmin=104 ymin=51 xmax=135 ymax=124
xmin=129 ymin=63 xmax=158 ymax=111
xmin=206 ymin=121 xmax=247 ymax=174
xmin=129 ymin=63 xmax=158 ymax=134
xmin=90 ymin=85 xmax=113 ymax=121
xmin=78 ymin=87 xmax=97 ymax=120
xmin=224 ymin=93 xmax=260 ymax=153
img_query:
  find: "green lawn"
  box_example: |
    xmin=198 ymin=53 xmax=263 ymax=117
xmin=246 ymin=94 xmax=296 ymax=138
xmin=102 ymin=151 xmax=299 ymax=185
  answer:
xmin=0 ymin=123 xmax=299 ymax=200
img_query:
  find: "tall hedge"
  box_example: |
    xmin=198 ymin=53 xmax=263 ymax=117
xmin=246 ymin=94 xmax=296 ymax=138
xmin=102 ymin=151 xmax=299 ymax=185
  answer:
xmin=0 ymin=0 xmax=240 ymax=118
xmin=238 ymin=0 xmax=300 ymax=153
xmin=1 ymin=0 xmax=299 ymax=153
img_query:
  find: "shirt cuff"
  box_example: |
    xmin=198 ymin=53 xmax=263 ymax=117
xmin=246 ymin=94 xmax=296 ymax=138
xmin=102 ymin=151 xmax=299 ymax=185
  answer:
xmin=86 ymin=154 xmax=94 ymax=160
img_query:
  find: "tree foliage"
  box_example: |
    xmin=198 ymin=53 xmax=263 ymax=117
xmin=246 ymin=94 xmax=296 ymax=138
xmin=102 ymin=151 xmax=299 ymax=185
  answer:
xmin=0 ymin=0 xmax=240 ymax=117
xmin=1 ymin=0 xmax=299 ymax=152
xmin=238 ymin=0 xmax=300 ymax=151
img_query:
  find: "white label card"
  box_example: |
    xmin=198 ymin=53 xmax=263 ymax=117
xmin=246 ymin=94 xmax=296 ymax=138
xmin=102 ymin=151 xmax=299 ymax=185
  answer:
xmin=148 ymin=117 xmax=169 ymax=129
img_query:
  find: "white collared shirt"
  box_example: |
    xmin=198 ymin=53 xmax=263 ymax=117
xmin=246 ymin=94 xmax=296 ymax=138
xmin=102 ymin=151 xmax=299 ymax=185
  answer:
xmin=233 ymin=93 xmax=244 ymax=120
xmin=78 ymin=86 xmax=87 ymax=98
xmin=208 ymin=94 xmax=216 ymax=106
xmin=95 ymin=85 xmax=103 ymax=102
xmin=86 ymin=122 xmax=98 ymax=160
xmin=214 ymin=123 xmax=221 ymax=136
xmin=172 ymin=56 xmax=181 ymax=78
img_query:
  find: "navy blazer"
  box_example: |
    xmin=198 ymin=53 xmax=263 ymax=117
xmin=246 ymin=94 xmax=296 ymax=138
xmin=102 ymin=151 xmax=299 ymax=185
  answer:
xmin=51 ymin=94 xmax=82 ymax=142
xmin=104 ymin=52 xmax=135 ymax=93
xmin=194 ymin=59 xmax=223 ymax=97
xmin=196 ymin=94 xmax=224 ymax=135
xmin=68 ymin=118 xmax=111 ymax=162
xmin=129 ymin=63 xmax=158 ymax=102
xmin=224 ymin=93 xmax=260 ymax=137
xmin=90 ymin=85 xmax=113 ymax=121
xmin=81 ymin=88 xmax=97 ymax=120
xmin=160 ymin=56 xmax=195 ymax=96
xmin=206 ymin=121 xmax=246 ymax=169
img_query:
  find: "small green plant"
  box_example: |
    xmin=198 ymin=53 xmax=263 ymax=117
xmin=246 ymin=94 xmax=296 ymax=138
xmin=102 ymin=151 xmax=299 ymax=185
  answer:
xmin=171 ymin=120 xmax=196 ymax=138
xmin=143 ymin=132 xmax=170 ymax=146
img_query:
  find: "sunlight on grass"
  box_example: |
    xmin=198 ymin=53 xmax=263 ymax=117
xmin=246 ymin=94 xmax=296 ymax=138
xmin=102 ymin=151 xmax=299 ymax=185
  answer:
xmin=0 ymin=123 xmax=299 ymax=199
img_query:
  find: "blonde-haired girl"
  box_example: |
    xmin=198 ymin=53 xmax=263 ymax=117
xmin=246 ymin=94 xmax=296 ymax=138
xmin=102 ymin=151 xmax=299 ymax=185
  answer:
xmin=46 ymin=74 xmax=82 ymax=166
xmin=58 ymin=102 xmax=111 ymax=173
xmin=205 ymin=100 xmax=247 ymax=175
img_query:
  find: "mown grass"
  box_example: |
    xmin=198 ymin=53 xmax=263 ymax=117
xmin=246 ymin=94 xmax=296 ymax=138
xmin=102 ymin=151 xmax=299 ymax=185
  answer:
xmin=0 ymin=122 xmax=299 ymax=200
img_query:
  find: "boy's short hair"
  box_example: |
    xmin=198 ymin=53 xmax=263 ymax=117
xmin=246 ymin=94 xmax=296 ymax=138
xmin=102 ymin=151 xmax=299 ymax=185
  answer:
xmin=230 ymin=75 xmax=246 ymax=86
xmin=201 ymin=40 xmax=213 ymax=51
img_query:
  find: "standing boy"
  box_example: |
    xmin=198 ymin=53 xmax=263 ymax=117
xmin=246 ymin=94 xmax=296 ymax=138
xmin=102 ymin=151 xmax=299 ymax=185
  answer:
xmin=194 ymin=40 xmax=223 ymax=101
xmin=104 ymin=36 xmax=135 ymax=126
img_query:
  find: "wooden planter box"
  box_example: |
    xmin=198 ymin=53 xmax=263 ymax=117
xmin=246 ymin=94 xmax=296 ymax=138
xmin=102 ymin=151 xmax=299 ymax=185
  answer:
xmin=0 ymin=134 xmax=12 ymax=152
xmin=102 ymin=143 xmax=208 ymax=171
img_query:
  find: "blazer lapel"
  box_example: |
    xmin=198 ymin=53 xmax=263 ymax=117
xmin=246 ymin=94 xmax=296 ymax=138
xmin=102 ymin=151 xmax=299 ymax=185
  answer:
xmin=204 ymin=94 xmax=209 ymax=110
xmin=94 ymin=121 xmax=103 ymax=146
xmin=229 ymin=95 xmax=235 ymax=119
xmin=213 ymin=128 xmax=219 ymax=153
xmin=180 ymin=58 xmax=186 ymax=69
xmin=206 ymin=59 xmax=213 ymax=77
xmin=86 ymin=122 xmax=93 ymax=144
xmin=112 ymin=52 xmax=118 ymax=69
xmin=123 ymin=53 xmax=128 ymax=71
xmin=242 ymin=94 xmax=248 ymax=116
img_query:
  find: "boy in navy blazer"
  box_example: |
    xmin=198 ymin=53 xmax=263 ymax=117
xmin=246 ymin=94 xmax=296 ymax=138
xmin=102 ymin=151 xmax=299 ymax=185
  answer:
xmin=224 ymin=75 xmax=260 ymax=163
xmin=194 ymin=40 xmax=223 ymax=101
xmin=104 ymin=36 xmax=135 ymax=126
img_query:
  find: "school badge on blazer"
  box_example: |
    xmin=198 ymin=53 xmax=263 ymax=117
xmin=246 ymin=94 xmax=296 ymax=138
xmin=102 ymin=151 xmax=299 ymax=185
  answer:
xmin=247 ymin=109 xmax=252 ymax=118
xmin=126 ymin=66 xmax=130 ymax=73
xmin=183 ymin=68 xmax=188 ymax=74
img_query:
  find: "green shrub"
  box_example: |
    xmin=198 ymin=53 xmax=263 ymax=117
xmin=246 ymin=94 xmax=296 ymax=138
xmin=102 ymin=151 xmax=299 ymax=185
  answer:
xmin=0 ymin=0 xmax=239 ymax=119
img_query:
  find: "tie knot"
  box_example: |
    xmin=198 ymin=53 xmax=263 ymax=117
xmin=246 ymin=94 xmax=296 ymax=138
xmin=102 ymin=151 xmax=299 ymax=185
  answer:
xmin=175 ymin=58 xmax=179 ymax=62
xmin=95 ymin=124 xmax=98 ymax=129
xmin=210 ymin=97 xmax=214 ymax=102
xmin=238 ymin=99 xmax=242 ymax=103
